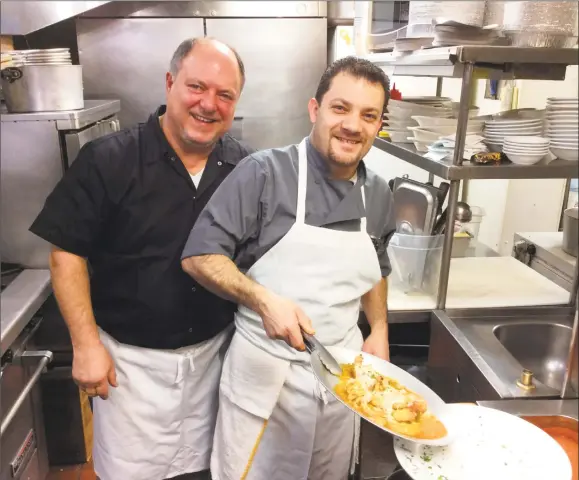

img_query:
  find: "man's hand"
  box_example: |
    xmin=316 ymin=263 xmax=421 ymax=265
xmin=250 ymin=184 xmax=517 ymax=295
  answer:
xmin=257 ymin=290 xmax=315 ymax=351
xmin=72 ymin=342 xmax=118 ymax=399
xmin=362 ymin=325 xmax=390 ymax=361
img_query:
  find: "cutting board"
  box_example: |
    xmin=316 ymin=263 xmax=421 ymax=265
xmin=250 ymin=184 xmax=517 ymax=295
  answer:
xmin=388 ymin=256 xmax=570 ymax=311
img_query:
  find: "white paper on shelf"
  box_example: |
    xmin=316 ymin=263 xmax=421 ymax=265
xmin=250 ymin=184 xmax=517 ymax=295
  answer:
xmin=388 ymin=256 xmax=569 ymax=311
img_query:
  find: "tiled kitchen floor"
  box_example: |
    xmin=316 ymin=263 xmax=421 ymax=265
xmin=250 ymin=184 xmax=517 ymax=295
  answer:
xmin=46 ymin=460 xmax=96 ymax=480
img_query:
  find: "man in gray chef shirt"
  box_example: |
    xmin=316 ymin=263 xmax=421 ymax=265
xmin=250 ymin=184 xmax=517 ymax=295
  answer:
xmin=181 ymin=56 xmax=395 ymax=480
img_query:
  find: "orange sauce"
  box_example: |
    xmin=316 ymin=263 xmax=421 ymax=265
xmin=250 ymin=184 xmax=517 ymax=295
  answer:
xmin=542 ymin=427 xmax=578 ymax=480
xmin=334 ymin=364 xmax=447 ymax=440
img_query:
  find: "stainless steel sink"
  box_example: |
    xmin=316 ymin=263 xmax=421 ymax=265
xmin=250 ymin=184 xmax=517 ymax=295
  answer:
xmin=493 ymin=322 xmax=573 ymax=390
xmin=433 ymin=307 xmax=577 ymax=399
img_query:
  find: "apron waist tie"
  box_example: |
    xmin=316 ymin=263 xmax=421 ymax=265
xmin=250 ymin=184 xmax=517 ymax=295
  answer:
xmin=174 ymin=355 xmax=196 ymax=384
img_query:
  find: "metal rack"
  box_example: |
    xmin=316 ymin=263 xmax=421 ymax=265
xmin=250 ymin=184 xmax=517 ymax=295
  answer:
xmin=366 ymin=45 xmax=579 ymax=310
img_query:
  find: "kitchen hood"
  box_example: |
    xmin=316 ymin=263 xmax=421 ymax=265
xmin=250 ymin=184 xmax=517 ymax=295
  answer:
xmin=1 ymin=1 xmax=110 ymax=35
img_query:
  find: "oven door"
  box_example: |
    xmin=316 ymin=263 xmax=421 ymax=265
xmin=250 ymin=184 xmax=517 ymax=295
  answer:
xmin=1 ymin=318 xmax=52 ymax=480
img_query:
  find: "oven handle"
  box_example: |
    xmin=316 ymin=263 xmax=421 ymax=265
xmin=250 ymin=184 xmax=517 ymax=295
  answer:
xmin=0 ymin=350 xmax=53 ymax=438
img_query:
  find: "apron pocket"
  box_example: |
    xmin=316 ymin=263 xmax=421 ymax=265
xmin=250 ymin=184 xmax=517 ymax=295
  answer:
xmin=221 ymin=333 xmax=291 ymax=420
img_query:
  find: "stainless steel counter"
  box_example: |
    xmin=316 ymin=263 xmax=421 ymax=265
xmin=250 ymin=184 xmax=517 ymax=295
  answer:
xmin=477 ymin=399 xmax=579 ymax=421
xmin=0 ymin=269 xmax=51 ymax=355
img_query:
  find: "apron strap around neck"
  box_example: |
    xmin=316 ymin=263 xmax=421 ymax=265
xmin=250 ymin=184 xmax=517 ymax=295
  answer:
xmin=296 ymin=138 xmax=308 ymax=224
xmin=360 ymin=185 xmax=367 ymax=232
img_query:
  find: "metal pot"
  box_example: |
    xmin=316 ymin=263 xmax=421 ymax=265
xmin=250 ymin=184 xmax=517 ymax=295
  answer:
xmin=562 ymin=206 xmax=578 ymax=258
xmin=1 ymin=64 xmax=84 ymax=113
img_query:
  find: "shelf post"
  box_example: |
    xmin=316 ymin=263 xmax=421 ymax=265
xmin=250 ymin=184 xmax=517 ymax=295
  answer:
xmin=571 ymin=256 xmax=579 ymax=308
xmin=436 ymin=63 xmax=475 ymax=310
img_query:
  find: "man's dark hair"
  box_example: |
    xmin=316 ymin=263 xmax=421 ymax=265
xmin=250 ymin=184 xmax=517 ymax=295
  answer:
xmin=169 ymin=37 xmax=246 ymax=90
xmin=314 ymin=56 xmax=390 ymax=114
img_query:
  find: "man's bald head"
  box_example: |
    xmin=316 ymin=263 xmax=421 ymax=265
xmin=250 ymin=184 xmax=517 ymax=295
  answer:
xmin=169 ymin=37 xmax=245 ymax=90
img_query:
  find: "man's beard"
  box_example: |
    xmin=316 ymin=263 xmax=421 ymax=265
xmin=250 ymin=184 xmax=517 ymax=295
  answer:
xmin=327 ymin=138 xmax=364 ymax=168
xmin=180 ymin=129 xmax=218 ymax=151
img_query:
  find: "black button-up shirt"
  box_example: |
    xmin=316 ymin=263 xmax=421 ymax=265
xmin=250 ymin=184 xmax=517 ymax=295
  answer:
xmin=30 ymin=106 xmax=254 ymax=349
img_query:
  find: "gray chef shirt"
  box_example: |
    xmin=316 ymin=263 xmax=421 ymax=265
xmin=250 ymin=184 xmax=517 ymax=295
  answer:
xmin=182 ymin=137 xmax=396 ymax=277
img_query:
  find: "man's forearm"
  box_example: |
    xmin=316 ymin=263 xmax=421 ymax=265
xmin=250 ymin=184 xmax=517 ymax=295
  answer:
xmin=181 ymin=254 xmax=267 ymax=313
xmin=362 ymin=277 xmax=388 ymax=332
xmin=49 ymin=247 xmax=100 ymax=349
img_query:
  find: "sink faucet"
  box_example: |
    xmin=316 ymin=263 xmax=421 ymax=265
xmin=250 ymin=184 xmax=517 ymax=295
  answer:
xmin=561 ymin=302 xmax=578 ymax=399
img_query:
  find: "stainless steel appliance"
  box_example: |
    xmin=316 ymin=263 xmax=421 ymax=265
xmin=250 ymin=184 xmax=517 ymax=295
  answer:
xmin=1 ymin=265 xmax=52 ymax=480
xmin=513 ymin=231 xmax=577 ymax=292
xmin=0 ymin=99 xmax=121 ymax=268
xmin=75 ymin=1 xmax=328 ymax=150
xmin=1 ymin=100 xmax=120 ymax=473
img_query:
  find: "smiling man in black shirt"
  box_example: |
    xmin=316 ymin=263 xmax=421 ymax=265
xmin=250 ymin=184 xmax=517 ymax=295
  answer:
xmin=29 ymin=38 xmax=253 ymax=480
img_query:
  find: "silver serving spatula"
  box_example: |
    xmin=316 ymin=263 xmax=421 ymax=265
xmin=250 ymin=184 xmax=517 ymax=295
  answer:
xmin=302 ymin=330 xmax=342 ymax=376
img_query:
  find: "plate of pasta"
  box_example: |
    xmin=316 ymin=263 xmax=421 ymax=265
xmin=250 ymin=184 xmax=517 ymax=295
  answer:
xmin=310 ymin=347 xmax=458 ymax=446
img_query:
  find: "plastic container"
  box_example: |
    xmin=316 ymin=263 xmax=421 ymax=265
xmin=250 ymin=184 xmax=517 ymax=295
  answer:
xmin=387 ymin=233 xmax=444 ymax=295
xmin=458 ymin=206 xmax=486 ymax=241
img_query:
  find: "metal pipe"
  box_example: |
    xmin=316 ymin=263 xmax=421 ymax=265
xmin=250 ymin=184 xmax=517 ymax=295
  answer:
xmin=435 ymin=77 xmax=443 ymax=97
xmin=436 ymin=180 xmax=460 ymax=309
xmin=0 ymin=350 xmax=52 ymax=438
xmin=435 ymin=65 xmax=474 ymax=310
xmin=559 ymin=179 xmax=571 ymax=231
xmin=561 ymin=302 xmax=578 ymax=399
xmin=461 ymin=179 xmax=469 ymax=202
xmin=452 ymin=63 xmax=475 ymax=167
xmin=428 ymin=173 xmax=435 ymax=183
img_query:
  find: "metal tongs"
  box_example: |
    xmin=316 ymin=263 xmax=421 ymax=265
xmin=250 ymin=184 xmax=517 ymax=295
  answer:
xmin=302 ymin=330 xmax=342 ymax=376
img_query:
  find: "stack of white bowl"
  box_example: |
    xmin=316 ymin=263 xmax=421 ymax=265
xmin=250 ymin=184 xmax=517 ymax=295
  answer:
xmin=384 ymin=97 xmax=453 ymax=144
xmin=545 ymin=97 xmax=578 ymax=162
xmin=503 ymin=136 xmax=550 ymax=165
xmin=483 ymin=116 xmax=543 ymax=152
xmin=407 ymin=115 xmax=485 ymax=152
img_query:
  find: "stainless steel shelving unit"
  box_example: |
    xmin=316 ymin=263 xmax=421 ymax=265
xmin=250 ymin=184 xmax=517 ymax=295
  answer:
xmin=366 ymin=45 xmax=579 ymax=310
xmin=373 ymin=138 xmax=579 ymax=180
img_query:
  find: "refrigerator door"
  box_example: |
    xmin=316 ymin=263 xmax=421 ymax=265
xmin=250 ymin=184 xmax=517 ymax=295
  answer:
xmin=205 ymin=18 xmax=327 ymax=150
xmin=64 ymin=116 xmax=120 ymax=167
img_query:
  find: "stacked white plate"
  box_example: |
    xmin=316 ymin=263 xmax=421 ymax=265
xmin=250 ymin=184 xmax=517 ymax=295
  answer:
xmin=1 ymin=48 xmax=72 ymax=66
xmin=385 ymin=97 xmax=453 ymax=144
xmin=408 ymin=123 xmax=485 ymax=153
xmin=483 ymin=117 xmax=544 ymax=151
xmin=503 ymin=136 xmax=550 ymax=165
xmin=545 ymin=97 xmax=578 ymax=162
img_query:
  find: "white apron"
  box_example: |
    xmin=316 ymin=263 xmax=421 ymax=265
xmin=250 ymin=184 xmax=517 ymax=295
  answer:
xmin=93 ymin=324 xmax=233 ymax=480
xmin=211 ymin=138 xmax=382 ymax=480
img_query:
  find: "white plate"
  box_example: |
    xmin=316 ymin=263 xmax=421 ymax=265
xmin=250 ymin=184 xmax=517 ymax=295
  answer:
xmin=546 ymin=126 xmax=579 ymax=131
xmin=412 ymin=116 xmax=484 ymax=128
xmin=312 ymin=346 xmax=458 ymax=447
xmin=386 ymin=121 xmax=419 ymax=130
xmin=485 ymin=119 xmax=543 ymax=127
xmin=484 ymin=126 xmax=543 ymax=132
xmin=385 ymin=129 xmax=415 ymax=143
xmin=547 ymin=97 xmax=578 ymax=103
xmin=548 ymin=136 xmax=579 ymax=142
xmin=503 ymin=135 xmax=549 ymax=145
xmin=394 ymin=404 xmax=572 ymax=480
